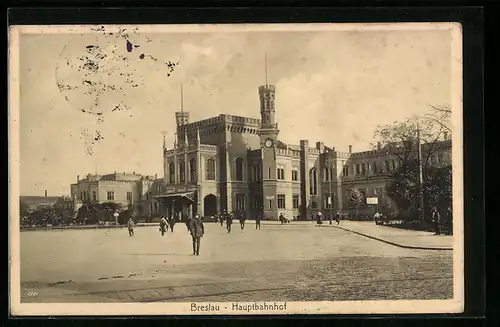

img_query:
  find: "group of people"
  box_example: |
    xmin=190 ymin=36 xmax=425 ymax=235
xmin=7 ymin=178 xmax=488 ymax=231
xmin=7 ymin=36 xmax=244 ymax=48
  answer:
xmin=216 ymin=210 xmax=263 ymax=233
xmin=159 ymin=214 xmax=178 ymax=235
xmin=313 ymin=212 xmax=341 ymax=225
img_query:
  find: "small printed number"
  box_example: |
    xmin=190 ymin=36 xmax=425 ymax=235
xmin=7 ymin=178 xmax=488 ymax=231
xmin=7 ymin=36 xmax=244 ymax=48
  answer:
xmin=26 ymin=291 xmax=39 ymax=296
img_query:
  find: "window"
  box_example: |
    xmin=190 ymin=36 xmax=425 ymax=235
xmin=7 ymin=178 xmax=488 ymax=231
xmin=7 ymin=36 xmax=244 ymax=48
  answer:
xmin=155 ymin=203 xmax=158 ymax=213
xmin=392 ymin=160 xmax=396 ymax=170
xmin=107 ymin=191 xmax=115 ymax=201
xmin=126 ymin=192 xmax=132 ymax=202
xmin=169 ymin=162 xmax=175 ymax=183
xmin=277 ymin=194 xmax=286 ymax=209
xmin=309 ymin=168 xmax=317 ymax=195
xmin=92 ymin=191 xmax=96 ymax=201
xmin=277 ymin=167 xmax=285 ymax=180
xmin=356 ymin=164 xmax=360 ymax=175
xmin=293 ymin=194 xmax=299 ymax=209
xmin=373 ymin=162 xmax=378 ymax=174
xmin=342 ymin=165 xmax=349 ymax=176
xmin=268 ymin=167 xmax=271 ymax=179
xmin=292 ymin=169 xmax=299 ymax=181
xmin=206 ymin=158 xmax=216 ymax=180
xmin=235 ymin=157 xmax=244 ymax=181
xmin=385 ymin=160 xmax=390 ymax=172
xmin=190 ymin=159 xmax=196 ymax=182
xmin=235 ymin=194 xmax=245 ymax=211
xmin=311 ymin=201 xmax=318 ymax=209
xmin=179 ymin=161 xmax=185 ymax=183
xmin=324 ymin=168 xmax=330 ymax=181
xmin=251 ymin=165 xmax=261 ymax=181
xmin=361 ymin=163 xmax=366 ymax=175
xmin=325 ymin=193 xmax=333 ymax=209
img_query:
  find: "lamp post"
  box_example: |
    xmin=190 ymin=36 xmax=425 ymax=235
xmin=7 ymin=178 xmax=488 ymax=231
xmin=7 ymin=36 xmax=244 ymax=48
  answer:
xmin=328 ymin=158 xmax=333 ymax=217
xmin=416 ymin=121 xmax=425 ymax=223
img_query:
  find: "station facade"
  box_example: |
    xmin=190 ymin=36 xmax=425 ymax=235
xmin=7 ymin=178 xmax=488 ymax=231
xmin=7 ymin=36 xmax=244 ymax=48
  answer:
xmin=157 ymin=82 xmax=452 ymax=221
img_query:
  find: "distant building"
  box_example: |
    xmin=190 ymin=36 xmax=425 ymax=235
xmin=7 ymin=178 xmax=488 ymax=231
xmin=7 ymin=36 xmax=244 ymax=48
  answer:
xmin=20 ymin=190 xmax=73 ymax=215
xmin=69 ymin=172 xmax=163 ymax=217
xmin=157 ymin=81 xmax=452 ymax=221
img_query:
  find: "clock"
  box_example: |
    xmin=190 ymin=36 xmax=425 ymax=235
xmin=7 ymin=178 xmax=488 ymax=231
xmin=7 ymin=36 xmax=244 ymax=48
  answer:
xmin=264 ymin=138 xmax=274 ymax=148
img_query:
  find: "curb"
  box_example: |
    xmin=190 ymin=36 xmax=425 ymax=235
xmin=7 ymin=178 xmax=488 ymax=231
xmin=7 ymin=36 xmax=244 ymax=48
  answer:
xmin=321 ymin=225 xmax=452 ymax=251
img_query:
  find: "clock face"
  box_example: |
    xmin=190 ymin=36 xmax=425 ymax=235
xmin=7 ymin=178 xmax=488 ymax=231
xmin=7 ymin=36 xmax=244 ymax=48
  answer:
xmin=264 ymin=138 xmax=273 ymax=148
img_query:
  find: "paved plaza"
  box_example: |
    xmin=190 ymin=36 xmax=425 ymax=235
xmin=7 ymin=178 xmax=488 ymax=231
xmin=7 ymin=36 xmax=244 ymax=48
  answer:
xmin=20 ymin=221 xmax=453 ymax=303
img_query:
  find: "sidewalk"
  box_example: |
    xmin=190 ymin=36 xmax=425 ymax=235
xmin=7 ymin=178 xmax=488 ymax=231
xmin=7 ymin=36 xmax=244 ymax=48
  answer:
xmin=323 ymin=221 xmax=453 ymax=250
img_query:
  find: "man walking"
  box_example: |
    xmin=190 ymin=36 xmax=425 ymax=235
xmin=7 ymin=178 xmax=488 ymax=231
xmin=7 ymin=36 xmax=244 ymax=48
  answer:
xmin=159 ymin=216 xmax=168 ymax=236
xmin=239 ymin=211 xmax=246 ymax=230
xmin=168 ymin=214 xmax=176 ymax=232
xmin=218 ymin=213 xmax=224 ymax=227
xmin=431 ymin=207 xmax=441 ymax=235
xmin=336 ymin=212 xmax=341 ymax=225
xmin=255 ymin=213 xmax=262 ymax=230
xmin=225 ymin=210 xmax=233 ymax=234
xmin=328 ymin=214 xmax=332 ymax=225
xmin=188 ymin=214 xmax=204 ymax=256
xmin=127 ymin=217 xmax=135 ymax=236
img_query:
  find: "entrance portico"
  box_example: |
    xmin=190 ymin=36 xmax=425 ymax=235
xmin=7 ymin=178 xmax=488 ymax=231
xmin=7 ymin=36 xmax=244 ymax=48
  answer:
xmin=155 ymin=192 xmax=197 ymax=221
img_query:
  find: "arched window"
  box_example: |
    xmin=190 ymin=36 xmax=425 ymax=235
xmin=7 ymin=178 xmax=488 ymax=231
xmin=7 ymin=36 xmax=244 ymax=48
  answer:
xmin=179 ymin=160 xmax=185 ymax=183
xmin=92 ymin=191 xmax=96 ymax=201
xmin=206 ymin=158 xmax=216 ymax=180
xmin=190 ymin=159 xmax=196 ymax=182
xmin=169 ymin=162 xmax=175 ymax=184
xmin=309 ymin=168 xmax=317 ymax=195
xmin=235 ymin=157 xmax=244 ymax=181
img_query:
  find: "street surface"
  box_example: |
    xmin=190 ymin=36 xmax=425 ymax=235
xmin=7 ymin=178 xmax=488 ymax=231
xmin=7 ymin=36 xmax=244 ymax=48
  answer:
xmin=20 ymin=221 xmax=453 ymax=303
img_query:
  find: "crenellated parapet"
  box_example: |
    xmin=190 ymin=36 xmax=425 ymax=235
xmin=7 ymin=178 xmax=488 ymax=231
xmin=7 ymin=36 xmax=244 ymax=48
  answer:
xmin=164 ymin=143 xmax=219 ymax=157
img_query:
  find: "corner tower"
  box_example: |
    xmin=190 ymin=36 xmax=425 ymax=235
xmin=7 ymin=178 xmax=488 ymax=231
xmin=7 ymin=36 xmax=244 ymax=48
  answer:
xmin=258 ymin=54 xmax=280 ymax=220
xmin=175 ymin=84 xmax=189 ymax=145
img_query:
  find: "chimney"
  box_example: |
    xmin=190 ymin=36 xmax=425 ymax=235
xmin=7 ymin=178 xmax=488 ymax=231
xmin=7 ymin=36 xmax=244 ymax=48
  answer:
xmin=377 ymin=142 xmax=382 ymax=150
xmin=77 ymin=175 xmax=80 ymax=182
xmin=443 ymin=131 xmax=448 ymax=141
xmin=316 ymin=142 xmax=325 ymax=153
xmin=349 ymin=145 xmax=352 ymax=153
xmin=44 ymin=190 xmax=47 ymax=197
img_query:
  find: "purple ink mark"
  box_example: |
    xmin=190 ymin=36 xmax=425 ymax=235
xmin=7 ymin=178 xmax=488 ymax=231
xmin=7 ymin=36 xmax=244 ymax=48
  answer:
xmin=126 ymin=40 xmax=133 ymax=52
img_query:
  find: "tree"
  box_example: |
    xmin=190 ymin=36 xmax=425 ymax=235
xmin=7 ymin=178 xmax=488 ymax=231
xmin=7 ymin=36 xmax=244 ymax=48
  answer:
xmin=424 ymin=104 xmax=452 ymax=134
xmin=373 ymin=115 xmax=452 ymax=222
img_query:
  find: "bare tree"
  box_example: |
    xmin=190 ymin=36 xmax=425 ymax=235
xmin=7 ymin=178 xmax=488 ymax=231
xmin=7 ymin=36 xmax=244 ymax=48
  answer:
xmin=424 ymin=104 xmax=452 ymax=133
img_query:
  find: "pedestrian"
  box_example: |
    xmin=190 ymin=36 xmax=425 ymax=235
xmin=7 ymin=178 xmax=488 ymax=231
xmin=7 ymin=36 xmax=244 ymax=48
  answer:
xmin=316 ymin=212 xmax=323 ymax=225
xmin=336 ymin=212 xmax=340 ymax=225
xmin=127 ymin=217 xmax=135 ymax=236
xmin=239 ymin=212 xmax=246 ymax=230
xmin=188 ymin=214 xmax=205 ymax=256
xmin=159 ymin=216 xmax=167 ymax=236
xmin=225 ymin=210 xmax=233 ymax=234
xmin=328 ymin=214 xmax=332 ymax=225
xmin=218 ymin=213 xmax=224 ymax=227
xmin=168 ymin=214 xmax=176 ymax=232
xmin=431 ymin=207 xmax=441 ymax=235
xmin=279 ymin=213 xmax=285 ymax=225
xmin=255 ymin=214 xmax=262 ymax=230
xmin=113 ymin=210 xmax=120 ymax=226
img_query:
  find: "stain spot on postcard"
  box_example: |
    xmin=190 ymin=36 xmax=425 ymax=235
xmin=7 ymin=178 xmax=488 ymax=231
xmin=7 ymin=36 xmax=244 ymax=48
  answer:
xmin=54 ymin=26 xmax=179 ymax=155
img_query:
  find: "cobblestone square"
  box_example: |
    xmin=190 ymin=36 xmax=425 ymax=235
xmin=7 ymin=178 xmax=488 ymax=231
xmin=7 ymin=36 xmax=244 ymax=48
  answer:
xmin=20 ymin=222 xmax=453 ymax=303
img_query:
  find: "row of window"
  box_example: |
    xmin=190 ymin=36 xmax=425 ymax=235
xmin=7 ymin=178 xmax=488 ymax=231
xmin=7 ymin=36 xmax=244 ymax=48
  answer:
xmin=78 ymin=191 xmax=133 ymax=202
xmin=168 ymin=158 xmax=216 ymax=183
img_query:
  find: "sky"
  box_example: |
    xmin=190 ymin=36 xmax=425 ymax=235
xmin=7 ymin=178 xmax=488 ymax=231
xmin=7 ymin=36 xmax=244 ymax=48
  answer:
xmin=15 ymin=24 xmax=456 ymax=196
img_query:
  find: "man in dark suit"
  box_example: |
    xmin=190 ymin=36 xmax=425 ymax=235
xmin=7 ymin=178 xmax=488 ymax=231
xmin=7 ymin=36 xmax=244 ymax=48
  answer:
xmin=188 ymin=214 xmax=205 ymax=256
xmin=431 ymin=207 xmax=441 ymax=235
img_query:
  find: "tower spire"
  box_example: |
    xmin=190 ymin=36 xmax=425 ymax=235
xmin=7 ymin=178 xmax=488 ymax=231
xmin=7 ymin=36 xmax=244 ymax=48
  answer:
xmin=265 ymin=52 xmax=268 ymax=86
xmin=180 ymin=83 xmax=184 ymax=112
